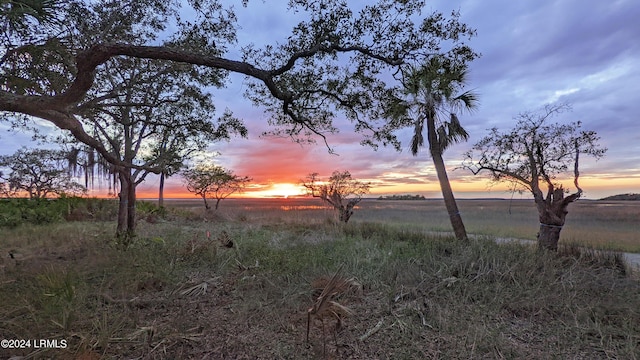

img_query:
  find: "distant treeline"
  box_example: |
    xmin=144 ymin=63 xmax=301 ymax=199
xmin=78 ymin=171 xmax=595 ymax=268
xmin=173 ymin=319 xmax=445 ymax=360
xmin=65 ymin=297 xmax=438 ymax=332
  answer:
xmin=600 ymin=193 xmax=640 ymax=201
xmin=378 ymin=194 xmax=426 ymax=200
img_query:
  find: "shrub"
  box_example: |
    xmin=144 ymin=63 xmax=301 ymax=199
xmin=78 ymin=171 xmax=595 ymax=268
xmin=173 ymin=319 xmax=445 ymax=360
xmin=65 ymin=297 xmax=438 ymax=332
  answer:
xmin=0 ymin=197 xmax=118 ymax=227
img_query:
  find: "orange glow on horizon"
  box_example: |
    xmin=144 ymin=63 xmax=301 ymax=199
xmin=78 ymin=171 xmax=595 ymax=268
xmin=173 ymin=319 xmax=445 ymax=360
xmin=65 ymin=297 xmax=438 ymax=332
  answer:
xmin=103 ymin=182 xmax=308 ymax=199
xmin=241 ymin=183 xmax=306 ymax=198
xmin=83 ymin=174 xmax=637 ymax=200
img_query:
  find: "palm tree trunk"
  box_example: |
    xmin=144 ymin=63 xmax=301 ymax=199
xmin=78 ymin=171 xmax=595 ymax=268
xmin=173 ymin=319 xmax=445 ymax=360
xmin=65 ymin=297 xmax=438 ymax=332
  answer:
xmin=427 ymin=113 xmax=468 ymax=242
xmin=431 ymin=149 xmax=468 ymax=241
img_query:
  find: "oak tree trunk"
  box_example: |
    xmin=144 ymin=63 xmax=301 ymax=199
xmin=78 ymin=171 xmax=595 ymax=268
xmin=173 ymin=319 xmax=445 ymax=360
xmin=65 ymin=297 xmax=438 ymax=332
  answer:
xmin=126 ymin=176 xmax=136 ymax=236
xmin=337 ymin=199 xmax=358 ymax=223
xmin=116 ymin=169 xmax=137 ymax=246
xmin=338 ymin=207 xmax=352 ymax=223
xmin=116 ymin=172 xmax=128 ymax=237
xmin=537 ymin=223 xmax=563 ymax=251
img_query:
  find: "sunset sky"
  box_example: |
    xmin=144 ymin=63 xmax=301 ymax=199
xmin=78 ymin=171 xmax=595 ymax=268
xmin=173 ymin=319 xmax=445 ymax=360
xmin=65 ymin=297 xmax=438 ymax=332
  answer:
xmin=1 ymin=0 xmax=639 ymax=199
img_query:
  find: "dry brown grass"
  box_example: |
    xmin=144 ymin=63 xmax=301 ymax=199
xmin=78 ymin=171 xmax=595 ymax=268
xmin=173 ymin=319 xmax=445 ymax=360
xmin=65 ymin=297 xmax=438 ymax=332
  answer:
xmin=0 ymin=200 xmax=638 ymax=359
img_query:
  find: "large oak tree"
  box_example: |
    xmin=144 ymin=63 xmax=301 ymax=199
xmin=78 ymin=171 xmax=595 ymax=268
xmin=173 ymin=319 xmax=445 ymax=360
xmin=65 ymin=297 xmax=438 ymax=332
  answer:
xmin=1 ymin=0 xmax=479 ymax=238
xmin=70 ymin=57 xmax=245 ymax=241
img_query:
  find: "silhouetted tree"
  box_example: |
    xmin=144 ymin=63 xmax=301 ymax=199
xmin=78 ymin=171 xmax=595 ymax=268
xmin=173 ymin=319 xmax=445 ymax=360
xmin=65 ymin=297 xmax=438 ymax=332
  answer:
xmin=0 ymin=147 xmax=85 ymax=198
xmin=464 ymin=104 xmax=606 ymax=251
xmin=0 ymin=0 xmax=479 ymax=241
xmin=303 ymin=171 xmax=370 ymax=223
xmin=0 ymin=0 xmax=477 ymax=167
xmin=182 ymin=164 xmax=251 ymax=210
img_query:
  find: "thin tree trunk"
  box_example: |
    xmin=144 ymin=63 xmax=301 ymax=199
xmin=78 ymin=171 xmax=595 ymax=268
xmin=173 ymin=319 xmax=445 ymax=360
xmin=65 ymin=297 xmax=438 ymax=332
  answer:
xmin=158 ymin=171 xmax=165 ymax=208
xmin=126 ymin=176 xmax=136 ymax=238
xmin=202 ymin=195 xmax=210 ymax=210
xmin=116 ymin=171 xmax=128 ymax=238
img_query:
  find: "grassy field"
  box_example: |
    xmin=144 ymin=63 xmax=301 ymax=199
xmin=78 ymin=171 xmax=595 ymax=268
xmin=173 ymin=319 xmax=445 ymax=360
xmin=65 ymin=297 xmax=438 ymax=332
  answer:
xmin=0 ymin=198 xmax=639 ymax=359
xmin=171 ymin=198 xmax=640 ymax=253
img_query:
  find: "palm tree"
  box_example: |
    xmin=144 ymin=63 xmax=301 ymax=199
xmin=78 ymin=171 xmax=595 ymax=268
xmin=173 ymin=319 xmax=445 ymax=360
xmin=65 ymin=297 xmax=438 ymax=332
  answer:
xmin=399 ymin=57 xmax=478 ymax=241
xmin=0 ymin=0 xmax=60 ymax=38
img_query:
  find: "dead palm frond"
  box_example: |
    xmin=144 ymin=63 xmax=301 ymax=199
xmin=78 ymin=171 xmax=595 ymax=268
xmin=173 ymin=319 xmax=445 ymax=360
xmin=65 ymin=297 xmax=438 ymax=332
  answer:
xmin=306 ymin=264 xmax=354 ymax=356
xmin=311 ymin=275 xmax=363 ymax=299
xmin=217 ymin=230 xmax=234 ymax=248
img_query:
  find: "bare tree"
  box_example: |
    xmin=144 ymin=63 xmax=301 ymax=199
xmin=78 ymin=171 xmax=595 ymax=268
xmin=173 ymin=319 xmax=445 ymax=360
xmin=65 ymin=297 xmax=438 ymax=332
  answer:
xmin=464 ymin=104 xmax=606 ymax=251
xmin=303 ymin=171 xmax=370 ymax=223
xmin=182 ymin=164 xmax=251 ymax=210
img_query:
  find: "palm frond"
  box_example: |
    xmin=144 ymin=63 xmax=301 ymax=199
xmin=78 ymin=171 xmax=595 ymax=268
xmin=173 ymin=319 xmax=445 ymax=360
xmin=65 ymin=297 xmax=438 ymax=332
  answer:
xmin=447 ymin=113 xmax=470 ymax=142
xmin=437 ymin=126 xmax=450 ymax=150
xmin=453 ymin=90 xmax=479 ymax=112
xmin=410 ymin=119 xmax=424 ymax=155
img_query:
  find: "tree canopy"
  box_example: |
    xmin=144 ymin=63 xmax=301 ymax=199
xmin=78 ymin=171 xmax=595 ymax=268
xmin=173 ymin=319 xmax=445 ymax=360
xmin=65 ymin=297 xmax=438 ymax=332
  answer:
xmin=182 ymin=164 xmax=251 ymax=210
xmin=0 ymin=0 xmax=478 ymax=164
xmin=464 ymin=104 xmax=606 ymax=196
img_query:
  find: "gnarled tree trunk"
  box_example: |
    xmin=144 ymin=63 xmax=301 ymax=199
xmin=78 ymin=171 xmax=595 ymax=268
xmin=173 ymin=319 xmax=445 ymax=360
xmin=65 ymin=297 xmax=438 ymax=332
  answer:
xmin=535 ymin=188 xmax=580 ymax=251
xmin=338 ymin=199 xmax=358 ymax=223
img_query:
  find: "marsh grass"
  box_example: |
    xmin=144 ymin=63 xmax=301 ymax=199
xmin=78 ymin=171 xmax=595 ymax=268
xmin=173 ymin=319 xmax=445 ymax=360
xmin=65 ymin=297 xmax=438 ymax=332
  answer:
xmin=209 ymin=198 xmax=640 ymax=252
